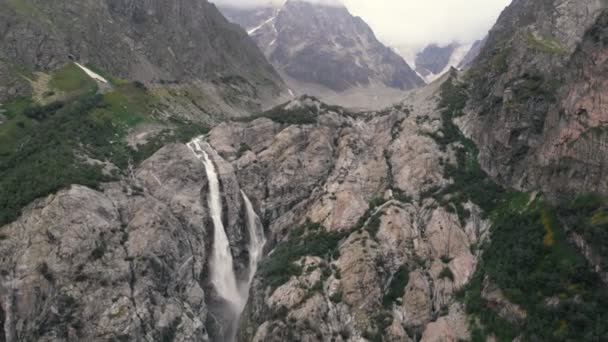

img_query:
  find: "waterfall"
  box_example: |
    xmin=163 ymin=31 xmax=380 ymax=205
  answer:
xmin=187 ymin=138 xmax=243 ymax=310
xmin=187 ymin=137 xmax=267 ymax=341
xmin=241 ymin=191 xmax=267 ymax=287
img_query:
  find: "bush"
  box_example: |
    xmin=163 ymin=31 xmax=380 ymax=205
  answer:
xmin=383 ymin=265 xmax=409 ymax=307
xmin=463 ymin=200 xmax=608 ymax=341
xmin=257 ymin=222 xmax=347 ymax=290
xmin=439 ymin=267 xmax=455 ymax=281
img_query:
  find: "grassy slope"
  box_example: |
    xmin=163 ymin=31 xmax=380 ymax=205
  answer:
xmin=0 ymin=63 xmax=208 ymax=226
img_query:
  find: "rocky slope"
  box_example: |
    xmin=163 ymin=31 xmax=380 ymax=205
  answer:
xmin=0 ymin=0 xmax=287 ymax=119
xmin=458 ymin=37 xmax=487 ymax=69
xmin=221 ymin=0 xmax=424 ymax=109
xmin=461 ymin=0 xmax=608 ymax=198
xmin=0 ymin=75 xmax=490 ymax=341
xmin=0 ymin=142 xmax=253 ymax=341
xmin=206 ymin=82 xmax=489 ymax=341
xmin=1 ymin=0 xmax=608 ymax=341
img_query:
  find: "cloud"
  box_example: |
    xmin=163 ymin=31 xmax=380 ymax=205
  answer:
xmin=214 ymin=0 xmax=343 ymax=9
xmin=211 ymin=0 xmax=512 ymax=46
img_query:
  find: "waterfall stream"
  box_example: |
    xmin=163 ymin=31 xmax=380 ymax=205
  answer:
xmin=241 ymin=190 xmax=267 ymax=289
xmin=187 ymin=137 xmax=267 ymax=340
xmin=187 ymin=138 xmax=243 ymax=310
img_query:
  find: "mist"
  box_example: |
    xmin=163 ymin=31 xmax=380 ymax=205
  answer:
xmin=212 ymin=0 xmax=512 ymax=47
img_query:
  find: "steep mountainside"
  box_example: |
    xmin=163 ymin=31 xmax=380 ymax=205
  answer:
xmin=458 ymin=37 xmax=487 ymax=69
xmin=2 ymin=0 xmax=608 ymax=342
xmin=462 ymin=0 xmax=607 ymax=198
xmin=221 ymin=0 xmax=424 ymax=109
xmin=0 ymin=0 xmax=287 ymax=118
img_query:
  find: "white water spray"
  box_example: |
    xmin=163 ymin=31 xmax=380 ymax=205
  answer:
xmin=241 ymin=191 xmax=267 ymax=287
xmin=187 ymin=137 xmax=243 ymax=310
xmin=187 ymin=137 xmax=268 ymax=341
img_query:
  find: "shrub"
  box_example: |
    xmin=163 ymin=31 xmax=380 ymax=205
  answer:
xmin=439 ymin=267 xmax=455 ymax=281
xmin=257 ymin=222 xmax=347 ymax=290
xmin=383 ymin=265 xmax=410 ymax=307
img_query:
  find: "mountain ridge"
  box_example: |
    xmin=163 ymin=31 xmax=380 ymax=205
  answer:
xmin=221 ymin=0 xmax=424 ymax=109
xmin=0 ymin=0 xmax=288 ymax=118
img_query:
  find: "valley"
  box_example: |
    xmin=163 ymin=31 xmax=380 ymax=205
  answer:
xmin=0 ymin=0 xmax=607 ymax=341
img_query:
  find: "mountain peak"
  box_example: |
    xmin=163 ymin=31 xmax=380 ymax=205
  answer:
xmin=221 ymin=0 xmax=423 ymax=109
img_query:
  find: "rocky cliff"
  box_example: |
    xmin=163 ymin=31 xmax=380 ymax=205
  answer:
xmin=0 ymin=0 xmax=287 ymax=117
xmin=2 ymin=0 xmax=608 ymax=341
xmin=0 ymin=76 xmax=491 ymax=341
xmin=462 ymin=0 xmax=608 ymax=198
xmin=207 ymin=83 xmax=488 ymax=341
xmin=221 ymin=0 xmax=424 ymax=109
xmin=0 ymin=141 xmax=256 ymax=341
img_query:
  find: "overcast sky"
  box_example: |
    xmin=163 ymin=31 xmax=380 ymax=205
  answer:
xmin=213 ymin=0 xmax=512 ymax=47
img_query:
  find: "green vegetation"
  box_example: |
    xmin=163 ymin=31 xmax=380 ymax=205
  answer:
xmin=257 ymin=221 xmax=347 ymax=290
xmin=48 ymin=63 xmax=97 ymax=95
xmin=525 ymin=30 xmax=568 ymax=55
xmin=438 ymin=267 xmax=455 ymax=281
xmin=0 ymin=71 xmax=207 ymax=226
xmin=382 ymin=265 xmax=409 ymax=307
xmin=427 ymin=72 xmax=506 ymax=223
xmin=351 ymin=197 xmax=388 ymax=238
xmin=238 ymin=96 xmax=346 ymax=125
xmin=559 ymin=194 xmax=608 ymax=271
xmin=236 ymin=143 xmax=251 ymax=158
xmin=512 ymin=73 xmax=553 ymax=102
xmin=6 ymin=0 xmax=45 ymax=18
xmin=91 ymin=82 xmax=157 ymax=127
xmin=2 ymin=96 xmax=33 ymax=119
xmin=245 ymin=105 xmax=319 ymax=125
xmin=462 ymin=198 xmax=608 ymax=341
xmin=432 ymin=72 xmax=608 ymax=341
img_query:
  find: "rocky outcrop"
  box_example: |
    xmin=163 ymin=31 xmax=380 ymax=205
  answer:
xmin=0 ymin=78 xmax=490 ymax=341
xmin=0 ymin=142 xmax=261 ymax=341
xmin=199 ymin=88 xmax=489 ymax=340
xmin=462 ymin=0 xmax=607 ymax=198
xmin=480 ymin=277 xmax=527 ymax=324
xmin=0 ymin=0 xmax=287 ymax=117
xmin=458 ymin=37 xmax=487 ymax=69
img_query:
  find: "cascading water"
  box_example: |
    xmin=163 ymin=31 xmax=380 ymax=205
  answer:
xmin=187 ymin=138 xmax=243 ymax=310
xmin=241 ymin=190 xmax=267 ymax=288
xmin=187 ymin=137 xmax=267 ymax=341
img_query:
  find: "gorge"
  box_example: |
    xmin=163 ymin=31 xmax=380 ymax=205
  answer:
xmin=0 ymin=0 xmax=607 ymax=341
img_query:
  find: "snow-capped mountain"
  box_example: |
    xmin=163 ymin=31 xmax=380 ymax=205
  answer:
xmin=415 ymin=42 xmax=472 ymax=82
xmin=220 ymin=0 xmax=424 ymax=109
xmin=395 ymin=39 xmax=486 ymax=83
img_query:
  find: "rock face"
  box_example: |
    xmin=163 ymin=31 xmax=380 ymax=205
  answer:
xmin=0 ymin=143 xmax=261 ymax=341
xmin=201 ymin=87 xmax=489 ymax=340
xmin=221 ymin=0 xmax=424 ymax=109
xmin=0 ymin=79 xmax=489 ymax=342
xmin=458 ymin=37 xmax=487 ymax=69
xmin=463 ymin=0 xmax=608 ymax=198
xmin=0 ymin=0 xmax=287 ymax=116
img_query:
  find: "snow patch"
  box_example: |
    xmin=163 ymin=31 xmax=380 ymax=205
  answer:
xmin=248 ymin=15 xmax=276 ymax=35
xmin=75 ymin=63 xmax=108 ymax=84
